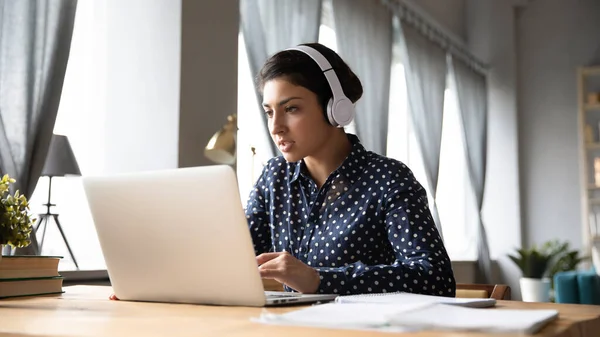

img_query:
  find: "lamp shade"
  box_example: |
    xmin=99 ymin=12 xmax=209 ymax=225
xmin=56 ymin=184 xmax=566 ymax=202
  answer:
xmin=41 ymin=134 xmax=81 ymax=177
xmin=204 ymin=114 xmax=237 ymax=165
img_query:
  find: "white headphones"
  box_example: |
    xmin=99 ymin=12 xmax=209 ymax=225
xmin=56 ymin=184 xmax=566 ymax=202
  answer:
xmin=285 ymin=45 xmax=355 ymax=128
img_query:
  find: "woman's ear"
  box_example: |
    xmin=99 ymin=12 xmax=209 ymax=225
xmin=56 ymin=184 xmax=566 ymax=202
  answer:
xmin=320 ymin=99 xmax=332 ymax=126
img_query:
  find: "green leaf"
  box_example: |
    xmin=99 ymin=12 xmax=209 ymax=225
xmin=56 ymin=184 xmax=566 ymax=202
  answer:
xmin=508 ymin=240 xmax=588 ymax=284
xmin=0 ymin=174 xmax=34 ymax=249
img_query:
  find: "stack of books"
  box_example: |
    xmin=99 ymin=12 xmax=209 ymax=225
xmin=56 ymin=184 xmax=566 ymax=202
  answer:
xmin=0 ymin=255 xmax=64 ymax=299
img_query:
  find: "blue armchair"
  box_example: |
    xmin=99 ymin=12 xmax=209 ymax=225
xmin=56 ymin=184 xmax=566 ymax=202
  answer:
xmin=553 ymin=269 xmax=600 ymax=304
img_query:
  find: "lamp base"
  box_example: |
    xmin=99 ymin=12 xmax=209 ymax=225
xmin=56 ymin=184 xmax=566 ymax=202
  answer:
xmin=33 ymin=213 xmax=79 ymax=269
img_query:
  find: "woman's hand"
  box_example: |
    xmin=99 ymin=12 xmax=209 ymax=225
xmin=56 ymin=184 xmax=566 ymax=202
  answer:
xmin=109 ymin=294 xmax=119 ymax=300
xmin=256 ymin=251 xmax=320 ymax=294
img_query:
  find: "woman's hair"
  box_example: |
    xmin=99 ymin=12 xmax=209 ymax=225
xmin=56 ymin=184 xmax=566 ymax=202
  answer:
xmin=257 ymin=43 xmax=363 ymax=115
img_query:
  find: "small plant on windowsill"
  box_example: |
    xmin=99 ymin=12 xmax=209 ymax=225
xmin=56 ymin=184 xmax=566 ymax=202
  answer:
xmin=508 ymin=240 xmax=586 ymax=303
xmin=0 ymin=174 xmax=35 ymax=258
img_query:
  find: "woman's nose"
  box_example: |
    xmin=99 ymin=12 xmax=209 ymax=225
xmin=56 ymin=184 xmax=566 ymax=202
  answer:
xmin=270 ymin=111 xmax=285 ymax=135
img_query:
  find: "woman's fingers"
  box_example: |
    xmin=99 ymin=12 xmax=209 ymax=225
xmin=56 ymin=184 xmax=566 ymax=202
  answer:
xmin=256 ymin=252 xmax=319 ymax=293
xmin=256 ymin=251 xmax=289 ymax=265
xmin=109 ymin=294 xmax=119 ymax=300
xmin=258 ymin=266 xmax=281 ymax=279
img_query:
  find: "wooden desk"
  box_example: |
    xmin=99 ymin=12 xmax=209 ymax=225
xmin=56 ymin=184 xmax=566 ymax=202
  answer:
xmin=0 ymin=285 xmax=599 ymax=337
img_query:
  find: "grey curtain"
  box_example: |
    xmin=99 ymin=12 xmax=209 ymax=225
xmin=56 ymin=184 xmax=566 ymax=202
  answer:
xmin=450 ymin=57 xmax=491 ymax=282
xmin=240 ymin=0 xmax=322 ymax=158
xmin=332 ymin=0 xmax=392 ymax=155
xmin=397 ymin=22 xmax=447 ymax=239
xmin=0 ymin=0 xmax=78 ymax=255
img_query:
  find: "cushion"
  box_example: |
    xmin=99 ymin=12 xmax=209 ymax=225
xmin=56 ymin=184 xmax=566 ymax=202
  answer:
xmin=576 ymin=270 xmax=600 ymax=305
xmin=554 ymin=271 xmax=580 ymax=303
xmin=554 ymin=269 xmax=600 ymax=304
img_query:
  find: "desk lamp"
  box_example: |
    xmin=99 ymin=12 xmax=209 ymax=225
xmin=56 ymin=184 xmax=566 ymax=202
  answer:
xmin=34 ymin=134 xmax=80 ymax=269
xmin=205 ymin=114 xmax=237 ymax=165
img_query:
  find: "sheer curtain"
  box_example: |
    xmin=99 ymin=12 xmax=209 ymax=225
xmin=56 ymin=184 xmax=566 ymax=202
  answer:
xmin=331 ymin=0 xmax=392 ymax=155
xmin=450 ymin=56 xmax=491 ymax=281
xmin=396 ymin=22 xmax=447 ymax=238
xmin=0 ymin=0 xmax=78 ymax=255
xmin=239 ymin=0 xmax=322 ymax=158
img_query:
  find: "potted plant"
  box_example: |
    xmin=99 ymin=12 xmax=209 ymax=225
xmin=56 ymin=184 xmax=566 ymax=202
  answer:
xmin=545 ymin=240 xmax=587 ymax=284
xmin=508 ymin=240 xmax=586 ymax=302
xmin=0 ymin=174 xmax=35 ymax=259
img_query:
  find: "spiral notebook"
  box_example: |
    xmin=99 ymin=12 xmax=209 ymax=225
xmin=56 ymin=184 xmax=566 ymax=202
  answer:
xmin=255 ymin=302 xmax=559 ymax=334
xmin=334 ymin=291 xmax=497 ymax=308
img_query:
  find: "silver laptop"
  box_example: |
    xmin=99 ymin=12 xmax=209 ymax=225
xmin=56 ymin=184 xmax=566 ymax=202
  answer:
xmin=82 ymin=165 xmax=338 ymax=306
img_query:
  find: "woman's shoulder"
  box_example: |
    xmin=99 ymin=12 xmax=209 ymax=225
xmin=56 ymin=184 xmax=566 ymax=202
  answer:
xmin=361 ymin=154 xmax=428 ymax=206
xmin=362 ymin=151 xmax=428 ymax=193
xmin=364 ymin=151 xmax=415 ymax=179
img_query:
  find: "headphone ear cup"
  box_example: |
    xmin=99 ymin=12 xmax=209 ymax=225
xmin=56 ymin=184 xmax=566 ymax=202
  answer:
xmin=331 ymin=98 xmax=355 ymax=128
xmin=326 ymin=98 xmax=338 ymax=127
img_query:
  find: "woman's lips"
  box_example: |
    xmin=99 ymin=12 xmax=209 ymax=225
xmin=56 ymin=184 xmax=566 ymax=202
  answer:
xmin=278 ymin=141 xmax=294 ymax=152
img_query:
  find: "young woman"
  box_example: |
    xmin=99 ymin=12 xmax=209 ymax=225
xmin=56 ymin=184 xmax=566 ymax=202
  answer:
xmin=246 ymin=42 xmax=456 ymax=296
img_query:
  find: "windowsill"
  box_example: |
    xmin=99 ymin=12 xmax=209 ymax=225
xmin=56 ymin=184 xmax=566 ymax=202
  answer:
xmin=451 ymin=259 xmax=477 ymax=263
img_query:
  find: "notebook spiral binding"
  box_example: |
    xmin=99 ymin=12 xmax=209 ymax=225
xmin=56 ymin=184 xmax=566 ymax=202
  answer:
xmin=335 ymin=291 xmax=406 ymax=302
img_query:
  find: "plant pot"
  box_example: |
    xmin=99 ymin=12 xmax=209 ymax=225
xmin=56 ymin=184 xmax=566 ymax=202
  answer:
xmin=520 ymin=277 xmax=550 ymax=302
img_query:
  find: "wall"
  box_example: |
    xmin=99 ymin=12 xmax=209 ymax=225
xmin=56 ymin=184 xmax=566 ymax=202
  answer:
xmin=405 ymin=0 xmax=467 ymax=41
xmin=178 ymin=0 xmax=238 ymax=168
xmin=105 ymin=0 xmax=181 ymax=173
xmin=517 ymin=0 xmax=600 ymax=249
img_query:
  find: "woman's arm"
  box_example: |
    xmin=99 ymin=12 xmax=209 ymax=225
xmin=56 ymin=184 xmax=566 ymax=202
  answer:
xmin=313 ymin=176 xmax=456 ymax=297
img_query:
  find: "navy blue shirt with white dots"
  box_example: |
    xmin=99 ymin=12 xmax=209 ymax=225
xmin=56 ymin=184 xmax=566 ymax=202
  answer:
xmin=245 ymin=134 xmax=456 ymax=296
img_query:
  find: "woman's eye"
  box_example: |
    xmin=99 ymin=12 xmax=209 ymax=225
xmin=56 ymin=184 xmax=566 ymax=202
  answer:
xmin=285 ymin=106 xmax=298 ymax=113
xmin=264 ymin=110 xmax=273 ymax=118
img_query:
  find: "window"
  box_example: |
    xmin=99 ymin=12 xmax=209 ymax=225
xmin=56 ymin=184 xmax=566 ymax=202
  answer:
xmin=386 ymin=62 xmax=410 ymax=163
xmin=437 ymin=82 xmax=477 ymax=260
xmin=28 ymin=0 xmax=106 ymax=271
xmin=236 ymin=32 xmax=272 ymax=206
xmin=386 ymin=61 xmax=475 ymax=260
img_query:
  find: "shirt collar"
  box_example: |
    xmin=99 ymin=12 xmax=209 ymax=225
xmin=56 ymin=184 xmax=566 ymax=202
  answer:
xmin=289 ymin=133 xmax=367 ymax=184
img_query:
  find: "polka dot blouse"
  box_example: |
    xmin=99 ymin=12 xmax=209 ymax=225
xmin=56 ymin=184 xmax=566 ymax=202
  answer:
xmin=245 ymin=134 xmax=456 ymax=297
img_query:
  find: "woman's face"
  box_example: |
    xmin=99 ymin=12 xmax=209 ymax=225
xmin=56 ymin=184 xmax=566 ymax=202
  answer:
xmin=262 ymin=78 xmax=334 ymax=162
